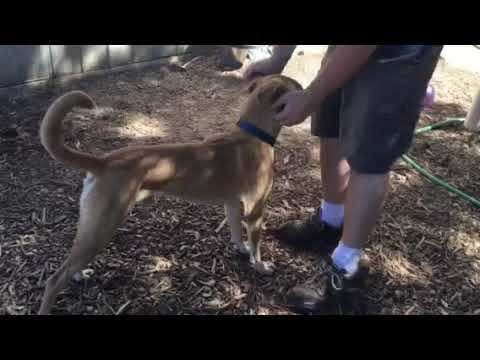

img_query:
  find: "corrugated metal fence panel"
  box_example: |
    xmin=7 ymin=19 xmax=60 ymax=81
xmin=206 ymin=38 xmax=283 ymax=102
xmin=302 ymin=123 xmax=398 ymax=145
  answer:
xmin=50 ymin=45 xmax=83 ymax=76
xmin=152 ymin=45 xmax=178 ymax=58
xmin=176 ymin=45 xmax=190 ymax=54
xmin=82 ymin=45 xmax=109 ymax=72
xmin=109 ymin=45 xmax=133 ymax=67
xmin=132 ymin=45 xmax=153 ymax=62
xmin=0 ymin=45 xmax=51 ymax=87
xmin=0 ymin=45 xmax=198 ymax=88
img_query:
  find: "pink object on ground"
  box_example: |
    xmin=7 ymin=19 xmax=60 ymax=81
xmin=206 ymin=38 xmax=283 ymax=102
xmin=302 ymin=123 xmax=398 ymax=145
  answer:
xmin=423 ymin=85 xmax=435 ymax=108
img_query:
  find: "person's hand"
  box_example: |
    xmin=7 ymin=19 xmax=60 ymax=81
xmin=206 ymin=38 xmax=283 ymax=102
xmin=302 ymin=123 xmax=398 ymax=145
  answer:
xmin=243 ymin=58 xmax=286 ymax=81
xmin=274 ymin=90 xmax=313 ymax=127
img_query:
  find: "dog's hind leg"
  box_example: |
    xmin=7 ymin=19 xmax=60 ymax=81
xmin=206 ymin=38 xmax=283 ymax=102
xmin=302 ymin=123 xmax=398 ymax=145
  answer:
xmin=39 ymin=229 xmax=117 ymax=315
xmin=38 ymin=176 xmax=140 ymax=315
xmin=243 ymin=180 xmax=274 ymax=275
xmin=244 ymin=200 xmax=274 ymax=275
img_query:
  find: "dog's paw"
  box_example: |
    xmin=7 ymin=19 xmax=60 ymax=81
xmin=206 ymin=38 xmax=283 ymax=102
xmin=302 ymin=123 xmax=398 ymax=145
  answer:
xmin=233 ymin=242 xmax=251 ymax=256
xmin=252 ymin=261 xmax=275 ymax=275
xmin=72 ymin=269 xmax=95 ymax=283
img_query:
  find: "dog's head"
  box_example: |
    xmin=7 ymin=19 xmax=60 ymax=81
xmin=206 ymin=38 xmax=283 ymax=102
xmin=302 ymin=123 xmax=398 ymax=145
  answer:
xmin=240 ymin=74 xmax=303 ymax=136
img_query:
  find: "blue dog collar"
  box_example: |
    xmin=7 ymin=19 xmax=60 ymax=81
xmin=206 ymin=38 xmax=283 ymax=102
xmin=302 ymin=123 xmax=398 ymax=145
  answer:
xmin=237 ymin=120 xmax=276 ymax=147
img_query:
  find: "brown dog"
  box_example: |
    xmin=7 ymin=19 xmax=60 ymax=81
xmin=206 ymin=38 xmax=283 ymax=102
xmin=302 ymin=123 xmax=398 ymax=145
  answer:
xmin=38 ymin=74 xmax=303 ymax=314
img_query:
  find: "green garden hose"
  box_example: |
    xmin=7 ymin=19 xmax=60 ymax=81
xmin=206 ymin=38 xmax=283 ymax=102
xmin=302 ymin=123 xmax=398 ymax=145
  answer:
xmin=401 ymin=118 xmax=480 ymax=208
xmin=412 ymin=117 xmax=465 ymax=134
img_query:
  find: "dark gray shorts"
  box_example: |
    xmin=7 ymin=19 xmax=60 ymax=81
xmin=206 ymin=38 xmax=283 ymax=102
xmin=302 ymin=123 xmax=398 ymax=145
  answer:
xmin=311 ymin=45 xmax=443 ymax=174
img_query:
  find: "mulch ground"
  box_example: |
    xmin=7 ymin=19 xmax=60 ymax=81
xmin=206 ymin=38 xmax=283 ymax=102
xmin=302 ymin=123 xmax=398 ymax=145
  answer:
xmin=0 ymin=51 xmax=479 ymax=315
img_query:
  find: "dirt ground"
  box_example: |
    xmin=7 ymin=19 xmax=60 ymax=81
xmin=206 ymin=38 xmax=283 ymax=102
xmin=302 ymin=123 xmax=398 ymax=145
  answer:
xmin=1 ymin=51 xmax=479 ymax=315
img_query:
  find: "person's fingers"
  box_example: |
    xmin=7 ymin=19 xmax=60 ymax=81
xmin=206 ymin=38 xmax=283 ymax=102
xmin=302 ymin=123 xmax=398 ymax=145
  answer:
xmin=243 ymin=66 xmax=254 ymax=80
xmin=274 ymin=104 xmax=289 ymax=123
xmin=243 ymin=65 xmax=253 ymax=79
xmin=273 ymin=93 xmax=289 ymax=111
xmin=245 ymin=71 xmax=264 ymax=81
xmin=244 ymin=62 xmax=265 ymax=80
xmin=274 ymin=93 xmax=292 ymax=123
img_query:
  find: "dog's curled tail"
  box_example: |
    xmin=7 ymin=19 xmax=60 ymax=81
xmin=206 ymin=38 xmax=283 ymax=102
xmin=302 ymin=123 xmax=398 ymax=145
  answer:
xmin=40 ymin=91 xmax=105 ymax=175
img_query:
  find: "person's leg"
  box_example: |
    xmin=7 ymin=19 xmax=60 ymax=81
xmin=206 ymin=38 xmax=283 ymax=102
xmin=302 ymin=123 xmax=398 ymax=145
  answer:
xmin=330 ymin=46 xmax=444 ymax=277
xmin=274 ymin=88 xmax=346 ymax=254
xmin=342 ymin=171 xmax=389 ymax=249
xmin=275 ymin=46 xmax=352 ymax=252
xmin=318 ymin=138 xmax=350 ymax=229
xmin=287 ymin=45 xmax=444 ymax=314
xmin=330 ymin=171 xmax=389 ymax=276
xmin=320 ymin=138 xmax=350 ymax=205
xmin=317 ymin=45 xmax=350 ymax=221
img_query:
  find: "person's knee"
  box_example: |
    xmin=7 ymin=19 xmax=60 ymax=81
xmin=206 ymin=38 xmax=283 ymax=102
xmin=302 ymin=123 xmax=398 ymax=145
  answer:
xmin=320 ymin=137 xmax=345 ymax=164
xmin=350 ymin=169 xmax=390 ymax=195
xmin=346 ymin=153 xmax=395 ymax=176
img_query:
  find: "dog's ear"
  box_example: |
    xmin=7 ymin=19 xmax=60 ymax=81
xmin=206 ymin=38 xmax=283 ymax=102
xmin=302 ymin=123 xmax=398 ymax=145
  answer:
xmin=243 ymin=78 xmax=260 ymax=94
xmin=288 ymin=78 xmax=303 ymax=92
xmin=257 ymin=83 xmax=290 ymax=105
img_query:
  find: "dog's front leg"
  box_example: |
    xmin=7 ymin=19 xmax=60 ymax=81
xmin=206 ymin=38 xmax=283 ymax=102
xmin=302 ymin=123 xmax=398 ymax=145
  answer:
xmin=245 ymin=214 xmax=274 ymax=275
xmin=224 ymin=201 xmax=250 ymax=256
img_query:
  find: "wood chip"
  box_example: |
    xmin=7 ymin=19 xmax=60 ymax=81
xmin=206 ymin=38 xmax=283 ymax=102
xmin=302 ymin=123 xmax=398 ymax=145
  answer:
xmin=215 ymin=218 xmax=227 ymax=233
xmin=405 ymin=305 xmax=416 ymax=315
xmin=211 ymin=258 xmax=216 ymax=274
xmin=115 ymin=301 xmax=131 ymax=315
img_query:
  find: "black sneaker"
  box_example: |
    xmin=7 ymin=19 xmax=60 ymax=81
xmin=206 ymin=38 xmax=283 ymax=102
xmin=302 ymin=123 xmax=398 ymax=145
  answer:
xmin=273 ymin=209 xmax=342 ymax=255
xmin=286 ymin=261 xmax=369 ymax=315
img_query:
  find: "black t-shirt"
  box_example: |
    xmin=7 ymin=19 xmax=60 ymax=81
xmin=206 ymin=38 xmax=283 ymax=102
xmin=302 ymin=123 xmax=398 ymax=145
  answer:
xmin=373 ymin=45 xmax=434 ymax=60
xmin=325 ymin=45 xmax=437 ymax=61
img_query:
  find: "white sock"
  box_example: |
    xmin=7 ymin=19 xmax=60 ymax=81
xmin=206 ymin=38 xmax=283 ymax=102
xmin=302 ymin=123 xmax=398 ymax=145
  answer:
xmin=247 ymin=46 xmax=273 ymax=62
xmin=320 ymin=200 xmax=344 ymax=229
xmin=331 ymin=241 xmax=362 ymax=278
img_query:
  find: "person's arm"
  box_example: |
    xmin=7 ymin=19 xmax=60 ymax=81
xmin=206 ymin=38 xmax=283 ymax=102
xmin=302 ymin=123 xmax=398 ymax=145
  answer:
xmin=274 ymin=45 xmax=378 ymax=126
xmin=270 ymin=45 xmax=297 ymax=66
xmin=303 ymin=45 xmax=378 ymax=111
xmin=243 ymin=45 xmax=296 ymax=80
